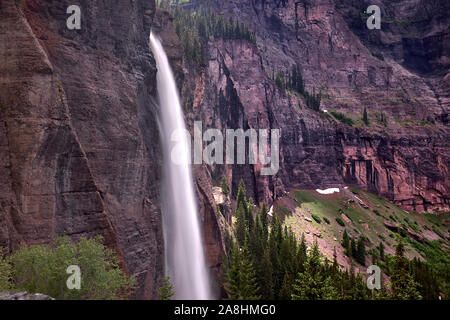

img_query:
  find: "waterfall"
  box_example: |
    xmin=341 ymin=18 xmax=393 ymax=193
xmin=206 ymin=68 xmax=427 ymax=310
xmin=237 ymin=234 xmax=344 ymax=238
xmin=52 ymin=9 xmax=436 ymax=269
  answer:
xmin=150 ymin=33 xmax=211 ymax=300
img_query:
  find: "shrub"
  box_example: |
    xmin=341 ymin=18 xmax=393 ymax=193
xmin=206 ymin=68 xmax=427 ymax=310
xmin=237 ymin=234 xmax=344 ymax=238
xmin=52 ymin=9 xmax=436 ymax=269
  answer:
xmin=311 ymin=214 xmax=321 ymax=224
xmin=6 ymin=236 xmax=136 ymax=299
xmin=373 ymin=209 xmax=381 ymax=216
xmin=336 ymin=217 xmax=345 ymax=227
xmin=330 ymin=109 xmax=355 ymax=126
xmin=0 ymin=253 xmax=12 ymax=291
xmin=323 ymin=217 xmax=330 ymax=224
xmin=158 ymin=276 xmax=175 ymax=300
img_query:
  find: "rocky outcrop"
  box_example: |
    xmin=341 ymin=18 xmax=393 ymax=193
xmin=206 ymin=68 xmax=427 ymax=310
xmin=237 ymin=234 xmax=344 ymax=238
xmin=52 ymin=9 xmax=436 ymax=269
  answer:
xmin=0 ymin=291 xmax=54 ymax=300
xmin=0 ymin=0 xmax=163 ymax=299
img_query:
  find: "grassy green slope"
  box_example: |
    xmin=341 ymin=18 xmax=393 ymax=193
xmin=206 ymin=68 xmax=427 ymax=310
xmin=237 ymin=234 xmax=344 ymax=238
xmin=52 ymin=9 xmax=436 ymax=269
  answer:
xmin=273 ymin=187 xmax=449 ymax=272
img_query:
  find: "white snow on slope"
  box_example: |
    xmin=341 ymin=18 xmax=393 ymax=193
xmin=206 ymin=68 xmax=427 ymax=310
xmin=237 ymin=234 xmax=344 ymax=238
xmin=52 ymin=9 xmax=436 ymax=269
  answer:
xmin=315 ymin=188 xmax=340 ymax=194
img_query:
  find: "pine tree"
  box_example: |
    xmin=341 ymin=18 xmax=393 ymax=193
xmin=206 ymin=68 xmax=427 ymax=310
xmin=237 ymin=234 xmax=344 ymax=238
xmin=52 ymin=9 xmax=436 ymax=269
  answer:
xmin=356 ymin=235 xmax=366 ymax=266
xmin=224 ymin=244 xmax=261 ymax=300
xmin=378 ymin=242 xmax=385 ymax=261
xmin=220 ymin=175 xmax=229 ymax=195
xmin=259 ymin=202 xmax=269 ymax=242
xmin=158 ymin=276 xmax=175 ymax=300
xmin=246 ymin=197 xmax=254 ymax=232
xmin=332 ymin=246 xmax=339 ymax=274
xmin=235 ymin=205 xmax=247 ymax=247
xmin=258 ymin=249 xmax=274 ymax=299
xmin=292 ymin=241 xmax=339 ymax=300
xmin=363 ymin=107 xmax=369 ymax=125
xmin=279 ymin=273 xmax=293 ymax=300
xmin=298 ymin=233 xmax=307 ymax=270
xmin=389 ymin=237 xmax=422 ymax=300
xmin=342 ymin=230 xmax=350 ymax=254
xmin=236 ymin=179 xmax=247 ymax=213
xmin=351 ymin=237 xmax=357 ymax=258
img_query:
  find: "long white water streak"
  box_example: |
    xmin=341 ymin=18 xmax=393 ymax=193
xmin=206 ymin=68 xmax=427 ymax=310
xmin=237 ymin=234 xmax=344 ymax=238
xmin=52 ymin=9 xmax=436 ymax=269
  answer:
xmin=150 ymin=33 xmax=211 ymax=300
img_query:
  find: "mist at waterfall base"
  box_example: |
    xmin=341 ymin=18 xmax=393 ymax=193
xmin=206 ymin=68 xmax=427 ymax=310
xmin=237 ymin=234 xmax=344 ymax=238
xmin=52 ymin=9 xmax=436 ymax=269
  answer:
xmin=150 ymin=33 xmax=212 ymax=300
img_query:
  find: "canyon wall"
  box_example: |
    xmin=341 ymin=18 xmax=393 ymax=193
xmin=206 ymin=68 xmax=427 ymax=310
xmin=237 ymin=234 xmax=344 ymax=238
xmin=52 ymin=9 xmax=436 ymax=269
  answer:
xmin=0 ymin=0 xmax=163 ymax=299
xmin=180 ymin=0 xmax=449 ymax=212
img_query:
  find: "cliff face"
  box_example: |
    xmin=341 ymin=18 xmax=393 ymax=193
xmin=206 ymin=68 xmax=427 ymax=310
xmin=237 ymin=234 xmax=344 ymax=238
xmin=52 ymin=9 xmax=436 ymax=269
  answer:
xmin=0 ymin=0 xmax=163 ymax=298
xmin=180 ymin=0 xmax=449 ymax=212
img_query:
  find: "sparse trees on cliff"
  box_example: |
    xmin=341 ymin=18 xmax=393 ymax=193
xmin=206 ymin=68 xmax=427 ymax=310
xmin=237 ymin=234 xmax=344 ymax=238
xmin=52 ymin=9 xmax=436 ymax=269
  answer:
xmin=363 ymin=107 xmax=369 ymax=125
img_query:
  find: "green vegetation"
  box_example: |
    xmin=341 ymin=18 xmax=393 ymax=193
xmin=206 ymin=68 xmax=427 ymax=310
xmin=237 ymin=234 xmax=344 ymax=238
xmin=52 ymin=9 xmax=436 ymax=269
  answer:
xmin=158 ymin=276 xmax=175 ymax=300
xmin=220 ymin=175 xmax=229 ymax=195
xmin=336 ymin=217 xmax=345 ymax=227
xmin=224 ymin=182 xmax=449 ymax=299
xmin=311 ymin=213 xmax=322 ymax=224
xmin=389 ymin=238 xmax=422 ymax=300
xmin=330 ymin=109 xmax=355 ymax=126
xmin=362 ymin=107 xmax=369 ymax=125
xmin=224 ymin=243 xmax=261 ymax=300
xmin=376 ymin=112 xmax=388 ymax=127
xmin=159 ymin=1 xmax=256 ymax=64
xmin=0 ymin=236 xmax=135 ymax=299
xmin=0 ymin=254 xmax=12 ymax=291
xmin=275 ymin=188 xmax=449 ymax=299
xmin=341 ymin=231 xmax=366 ymax=265
xmin=269 ymin=66 xmax=321 ymax=111
xmin=291 ymin=242 xmax=339 ymax=300
xmin=323 ymin=217 xmax=330 ymax=224
xmin=225 ymin=181 xmax=377 ymax=300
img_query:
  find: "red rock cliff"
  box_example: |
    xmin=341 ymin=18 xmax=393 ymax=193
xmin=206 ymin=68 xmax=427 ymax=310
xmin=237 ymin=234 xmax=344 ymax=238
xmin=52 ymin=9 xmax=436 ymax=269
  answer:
xmin=0 ymin=0 xmax=164 ymax=299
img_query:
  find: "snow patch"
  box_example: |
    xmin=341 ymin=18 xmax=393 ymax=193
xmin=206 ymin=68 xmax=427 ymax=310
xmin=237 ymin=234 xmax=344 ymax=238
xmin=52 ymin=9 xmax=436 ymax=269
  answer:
xmin=268 ymin=205 xmax=273 ymax=217
xmin=315 ymin=188 xmax=340 ymax=194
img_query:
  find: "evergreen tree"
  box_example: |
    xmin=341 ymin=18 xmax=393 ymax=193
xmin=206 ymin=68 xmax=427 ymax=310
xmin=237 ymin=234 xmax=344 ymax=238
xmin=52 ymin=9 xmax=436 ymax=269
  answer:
xmin=389 ymin=238 xmax=422 ymax=300
xmin=292 ymin=241 xmax=339 ymax=300
xmin=235 ymin=205 xmax=247 ymax=247
xmin=332 ymin=246 xmax=339 ymax=274
xmin=279 ymin=273 xmax=293 ymax=300
xmin=342 ymin=230 xmax=350 ymax=255
xmin=220 ymin=175 xmax=229 ymax=195
xmin=158 ymin=276 xmax=175 ymax=300
xmin=362 ymin=107 xmax=369 ymax=125
xmin=378 ymin=242 xmax=385 ymax=261
xmin=297 ymin=233 xmax=307 ymax=269
xmin=259 ymin=202 xmax=269 ymax=242
xmin=246 ymin=197 xmax=255 ymax=232
xmin=224 ymin=244 xmax=261 ymax=300
xmin=236 ymin=180 xmax=247 ymax=213
xmin=356 ymin=235 xmax=366 ymax=266
xmin=258 ymin=249 xmax=274 ymax=299
xmin=351 ymin=237 xmax=357 ymax=259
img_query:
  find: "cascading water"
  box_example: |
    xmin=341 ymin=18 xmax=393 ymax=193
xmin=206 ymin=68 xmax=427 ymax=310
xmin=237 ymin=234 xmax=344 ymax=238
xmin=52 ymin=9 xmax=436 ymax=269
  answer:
xmin=150 ymin=33 xmax=211 ymax=300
